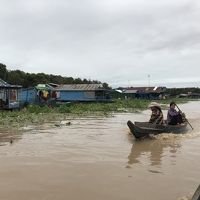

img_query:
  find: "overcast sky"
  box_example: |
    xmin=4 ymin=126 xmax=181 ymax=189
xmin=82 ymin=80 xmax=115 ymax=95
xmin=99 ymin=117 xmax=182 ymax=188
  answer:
xmin=0 ymin=0 xmax=200 ymax=88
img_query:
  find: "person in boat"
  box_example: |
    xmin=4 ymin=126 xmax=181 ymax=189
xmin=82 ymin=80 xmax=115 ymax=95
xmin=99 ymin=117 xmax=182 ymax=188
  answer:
xmin=167 ymin=102 xmax=184 ymax=125
xmin=148 ymin=102 xmax=164 ymax=124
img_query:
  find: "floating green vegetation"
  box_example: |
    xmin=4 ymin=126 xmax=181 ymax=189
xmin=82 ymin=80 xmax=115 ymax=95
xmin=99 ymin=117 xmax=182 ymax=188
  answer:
xmin=0 ymin=99 xmax=190 ymax=128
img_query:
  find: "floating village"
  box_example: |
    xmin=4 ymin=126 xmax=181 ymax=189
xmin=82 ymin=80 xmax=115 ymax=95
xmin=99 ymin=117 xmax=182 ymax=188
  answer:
xmin=1 ymin=78 xmax=199 ymax=110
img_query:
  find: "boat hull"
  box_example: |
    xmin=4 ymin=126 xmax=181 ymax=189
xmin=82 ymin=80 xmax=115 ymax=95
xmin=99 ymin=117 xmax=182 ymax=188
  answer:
xmin=127 ymin=120 xmax=188 ymax=139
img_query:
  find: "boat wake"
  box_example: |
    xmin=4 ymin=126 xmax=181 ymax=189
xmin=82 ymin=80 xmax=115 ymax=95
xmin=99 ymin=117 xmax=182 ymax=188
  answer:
xmin=176 ymin=196 xmax=191 ymax=200
xmin=153 ymin=117 xmax=200 ymax=141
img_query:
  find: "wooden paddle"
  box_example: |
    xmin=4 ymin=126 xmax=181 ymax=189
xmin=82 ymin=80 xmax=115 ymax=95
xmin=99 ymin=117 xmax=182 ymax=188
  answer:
xmin=192 ymin=184 xmax=200 ymax=200
xmin=175 ymin=104 xmax=194 ymax=130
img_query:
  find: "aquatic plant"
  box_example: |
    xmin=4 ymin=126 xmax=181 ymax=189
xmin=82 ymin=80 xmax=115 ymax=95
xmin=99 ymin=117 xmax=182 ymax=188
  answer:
xmin=0 ymin=99 xmax=190 ymax=128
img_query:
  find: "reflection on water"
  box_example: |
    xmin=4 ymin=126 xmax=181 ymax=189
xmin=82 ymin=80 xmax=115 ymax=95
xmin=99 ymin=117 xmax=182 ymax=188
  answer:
xmin=128 ymin=138 xmax=181 ymax=166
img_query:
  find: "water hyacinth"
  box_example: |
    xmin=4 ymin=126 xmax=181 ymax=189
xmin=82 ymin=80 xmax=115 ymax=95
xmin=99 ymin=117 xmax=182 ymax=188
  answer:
xmin=0 ymin=99 xmax=189 ymax=129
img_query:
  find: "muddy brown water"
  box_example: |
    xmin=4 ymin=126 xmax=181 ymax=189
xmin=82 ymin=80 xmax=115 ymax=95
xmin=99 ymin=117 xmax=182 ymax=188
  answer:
xmin=0 ymin=101 xmax=200 ymax=200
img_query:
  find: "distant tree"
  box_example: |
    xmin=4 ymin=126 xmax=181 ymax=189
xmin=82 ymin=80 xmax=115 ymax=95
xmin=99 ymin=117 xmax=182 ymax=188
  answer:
xmin=0 ymin=63 xmax=111 ymax=88
xmin=7 ymin=70 xmax=26 ymax=86
xmin=0 ymin=63 xmax=8 ymax=80
xmin=93 ymin=80 xmax=101 ymax=84
xmin=64 ymin=77 xmax=74 ymax=84
xmin=102 ymin=82 xmax=111 ymax=89
xmin=73 ymin=78 xmax=83 ymax=84
xmin=83 ymin=78 xmax=88 ymax=84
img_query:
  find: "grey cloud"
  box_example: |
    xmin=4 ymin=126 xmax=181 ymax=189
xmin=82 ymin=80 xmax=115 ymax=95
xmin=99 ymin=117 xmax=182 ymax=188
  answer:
xmin=0 ymin=0 xmax=199 ymax=87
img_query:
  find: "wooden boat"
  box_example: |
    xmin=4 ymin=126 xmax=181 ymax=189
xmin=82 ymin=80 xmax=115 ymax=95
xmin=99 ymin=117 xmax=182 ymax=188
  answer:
xmin=127 ymin=120 xmax=188 ymax=139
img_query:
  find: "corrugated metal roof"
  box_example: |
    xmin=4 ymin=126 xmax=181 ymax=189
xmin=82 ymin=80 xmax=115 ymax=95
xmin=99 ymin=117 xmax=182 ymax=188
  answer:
xmin=117 ymin=86 xmax=166 ymax=93
xmin=35 ymin=84 xmax=54 ymax=90
xmin=123 ymin=89 xmax=138 ymax=94
xmin=0 ymin=78 xmax=22 ymax=88
xmin=0 ymin=78 xmax=10 ymax=87
xmin=48 ymin=83 xmax=60 ymax=88
xmin=56 ymin=84 xmax=105 ymax=91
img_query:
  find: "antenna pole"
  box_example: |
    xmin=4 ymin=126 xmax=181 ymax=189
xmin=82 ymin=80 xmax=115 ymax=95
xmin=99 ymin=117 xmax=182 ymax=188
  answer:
xmin=148 ymin=74 xmax=150 ymax=88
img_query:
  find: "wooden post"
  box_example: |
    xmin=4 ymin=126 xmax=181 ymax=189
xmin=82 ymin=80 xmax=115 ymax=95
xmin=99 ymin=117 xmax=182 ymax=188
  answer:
xmin=192 ymin=185 xmax=200 ymax=200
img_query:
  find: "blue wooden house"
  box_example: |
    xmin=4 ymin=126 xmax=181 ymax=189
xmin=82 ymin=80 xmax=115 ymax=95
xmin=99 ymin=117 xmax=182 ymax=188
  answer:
xmin=0 ymin=78 xmax=22 ymax=110
xmin=20 ymin=84 xmax=56 ymax=106
xmin=55 ymin=84 xmax=112 ymax=102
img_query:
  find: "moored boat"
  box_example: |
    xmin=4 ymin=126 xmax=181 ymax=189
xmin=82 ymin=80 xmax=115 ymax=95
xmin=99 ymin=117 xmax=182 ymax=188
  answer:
xmin=127 ymin=120 xmax=188 ymax=139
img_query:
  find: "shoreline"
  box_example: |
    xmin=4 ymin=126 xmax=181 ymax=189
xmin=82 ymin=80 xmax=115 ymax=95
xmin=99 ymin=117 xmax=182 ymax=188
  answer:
xmin=0 ymin=99 xmax=191 ymax=129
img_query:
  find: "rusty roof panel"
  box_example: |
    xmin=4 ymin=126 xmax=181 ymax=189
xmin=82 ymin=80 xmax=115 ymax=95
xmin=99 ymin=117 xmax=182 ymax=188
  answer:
xmin=55 ymin=84 xmax=105 ymax=91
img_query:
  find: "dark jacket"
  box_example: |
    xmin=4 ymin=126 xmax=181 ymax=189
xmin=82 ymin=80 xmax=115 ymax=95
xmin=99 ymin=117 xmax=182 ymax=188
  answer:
xmin=167 ymin=108 xmax=183 ymax=125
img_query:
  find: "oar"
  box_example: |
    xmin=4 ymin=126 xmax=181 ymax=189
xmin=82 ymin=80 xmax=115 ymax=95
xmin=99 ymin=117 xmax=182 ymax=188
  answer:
xmin=192 ymin=184 xmax=200 ymax=200
xmin=175 ymin=104 xmax=194 ymax=130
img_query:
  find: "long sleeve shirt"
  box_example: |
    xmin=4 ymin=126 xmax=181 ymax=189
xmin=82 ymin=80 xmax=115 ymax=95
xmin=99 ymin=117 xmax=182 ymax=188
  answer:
xmin=167 ymin=108 xmax=179 ymax=123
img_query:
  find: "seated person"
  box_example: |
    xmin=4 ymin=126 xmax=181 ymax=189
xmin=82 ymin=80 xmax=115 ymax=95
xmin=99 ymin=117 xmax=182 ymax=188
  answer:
xmin=148 ymin=102 xmax=164 ymax=124
xmin=167 ymin=102 xmax=183 ymax=125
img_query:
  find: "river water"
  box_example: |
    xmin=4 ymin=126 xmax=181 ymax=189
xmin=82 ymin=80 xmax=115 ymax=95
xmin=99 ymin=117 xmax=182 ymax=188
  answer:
xmin=0 ymin=101 xmax=199 ymax=200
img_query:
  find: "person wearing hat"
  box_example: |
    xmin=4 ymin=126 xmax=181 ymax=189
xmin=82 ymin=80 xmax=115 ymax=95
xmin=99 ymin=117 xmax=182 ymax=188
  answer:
xmin=148 ymin=102 xmax=164 ymax=124
xmin=167 ymin=102 xmax=184 ymax=125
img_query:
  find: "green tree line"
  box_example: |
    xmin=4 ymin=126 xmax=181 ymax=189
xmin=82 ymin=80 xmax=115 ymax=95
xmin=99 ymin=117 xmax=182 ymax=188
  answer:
xmin=0 ymin=63 xmax=110 ymax=89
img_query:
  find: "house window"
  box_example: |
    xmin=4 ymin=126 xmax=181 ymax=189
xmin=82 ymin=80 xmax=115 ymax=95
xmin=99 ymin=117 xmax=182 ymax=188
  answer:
xmin=0 ymin=90 xmax=5 ymax=100
xmin=10 ymin=90 xmax=17 ymax=101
